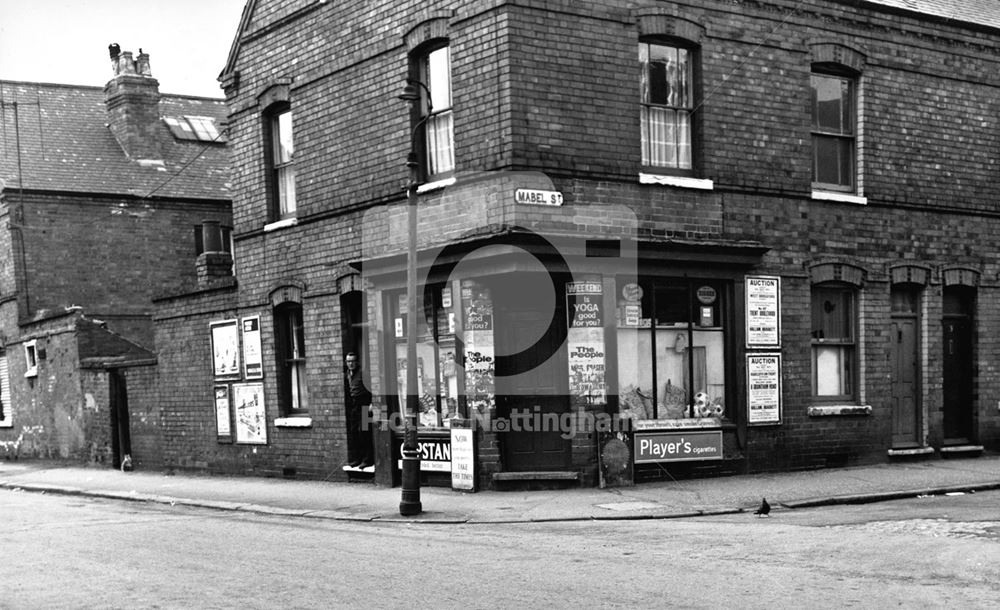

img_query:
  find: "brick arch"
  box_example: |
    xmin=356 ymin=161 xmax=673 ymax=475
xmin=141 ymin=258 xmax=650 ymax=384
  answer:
xmin=256 ymin=79 xmax=292 ymax=110
xmin=337 ymin=273 xmax=363 ymax=294
xmin=634 ymin=7 xmax=705 ymax=43
xmin=808 ymin=41 xmax=867 ymax=73
xmin=942 ymin=266 xmax=980 ymax=287
xmin=808 ymin=261 xmax=866 ymax=286
xmin=404 ymin=13 xmax=453 ymax=52
xmin=269 ymin=281 xmax=306 ymax=307
xmin=889 ymin=264 xmax=931 ymax=286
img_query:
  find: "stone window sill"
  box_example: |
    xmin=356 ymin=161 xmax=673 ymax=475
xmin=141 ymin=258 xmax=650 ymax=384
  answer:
xmin=417 ymin=177 xmax=456 ymax=194
xmin=807 ymin=404 xmax=872 ymax=417
xmin=264 ymin=217 xmax=298 ymax=232
xmin=274 ymin=416 xmax=312 ymax=428
xmin=811 ymin=190 xmax=867 ymax=205
xmin=639 ymin=173 xmax=714 ymax=190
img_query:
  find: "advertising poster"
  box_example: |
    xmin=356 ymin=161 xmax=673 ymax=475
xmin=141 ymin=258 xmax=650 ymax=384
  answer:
xmin=450 ymin=423 xmax=476 ymax=491
xmin=566 ymin=282 xmax=606 ymax=404
xmin=210 ymin=319 xmax=241 ymax=379
xmin=233 ymin=382 xmax=267 ymax=444
xmin=747 ymin=353 xmax=782 ymax=425
xmin=746 ymin=276 xmax=781 ymax=348
xmin=214 ymin=386 xmax=231 ymax=438
xmin=462 ymin=281 xmax=495 ymax=414
xmin=242 ymin=316 xmax=263 ymax=379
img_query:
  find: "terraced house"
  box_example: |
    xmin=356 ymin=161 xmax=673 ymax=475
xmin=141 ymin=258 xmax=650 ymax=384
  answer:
xmin=0 ymin=47 xmax=231 ymax=467
xmin=155 ymin=0 xmax=999 ymax=489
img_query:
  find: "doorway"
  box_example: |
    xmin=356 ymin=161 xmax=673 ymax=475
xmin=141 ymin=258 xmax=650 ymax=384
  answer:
xmin=493 ymin=273 xmax=572 ymax=472
xmin=942 ymin=286 xmax=975 ymax=442
xmin=108 ymin=369 xmax=131 ymax=469
xmin=890 ymin=286 xmax=920 ymax=447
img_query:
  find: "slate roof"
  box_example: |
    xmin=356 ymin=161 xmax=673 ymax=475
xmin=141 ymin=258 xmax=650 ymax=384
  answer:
xmin=865 ymin=0 xmax=1000 ymax=30
xmin=0 ymin=80 xmax=230 ymax=201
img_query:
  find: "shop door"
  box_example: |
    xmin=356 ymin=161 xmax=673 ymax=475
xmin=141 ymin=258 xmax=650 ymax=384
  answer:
xmin=890 ymin=316 xmax=919 ymax=447
xmin=942 ymin=316 xmax=973 ymax=441
xmin=495 ymin=276 xmax=572 ymax=472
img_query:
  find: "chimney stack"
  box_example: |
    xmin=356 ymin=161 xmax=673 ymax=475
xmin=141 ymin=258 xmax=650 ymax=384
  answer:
xmin=104 ymin=43 xmax=163 ymax=161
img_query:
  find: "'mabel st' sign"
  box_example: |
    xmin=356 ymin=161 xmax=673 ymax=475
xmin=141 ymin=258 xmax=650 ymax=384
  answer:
xmin=515 ymin=188 xmax=563 ymax=206
xmin=633 ymin=430 xmax=723 ymax=463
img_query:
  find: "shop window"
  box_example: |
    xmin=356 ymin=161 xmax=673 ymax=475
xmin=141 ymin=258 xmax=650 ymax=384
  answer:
xmin=387 ymin=285 xmax=460 ymax=427
xmin=616 ymin=278 xmax=728 ymax=419
xmin=811 ymin=284 xmax=856 ymax=400
xmin=265 ymin=105 xmax=296 ymax=221
xmin=411 ymin=43 xmax=454 ymax=182
xmin=811 ymin=69 xmax=857 ymax=193
xmin=274 ymin=303 xmax=308 ymax=415
xmin=640 ymin=40 xmax=695 ymax=173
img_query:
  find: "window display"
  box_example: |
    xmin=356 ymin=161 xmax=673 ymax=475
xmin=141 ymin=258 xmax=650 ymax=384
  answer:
xmin=617 ymin=278 xmax=728 ymax=420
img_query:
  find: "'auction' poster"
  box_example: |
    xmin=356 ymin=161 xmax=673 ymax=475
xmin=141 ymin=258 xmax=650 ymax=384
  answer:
xmin=210 ymin=319 xmax=241 ymax=379
xmin=233 ymin=382 xmax=267 ymax=444
xmin=745 ymin=276 xmax=781 ymax=348
xmin=747 ymin=353 xmax=781 ymax=425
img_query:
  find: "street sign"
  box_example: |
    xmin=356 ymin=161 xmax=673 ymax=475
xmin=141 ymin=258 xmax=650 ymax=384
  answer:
xmin=515 ymin=188 xmax=563 ymax=206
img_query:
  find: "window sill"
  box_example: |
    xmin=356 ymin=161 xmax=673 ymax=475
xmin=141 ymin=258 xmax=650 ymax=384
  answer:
xmin=417 ymin=177 xmax=456 ymax=194
xmin=24 ymin=369 xmax=37 ymax=378
xmin=807 ymin=404 xmax=872 ymax=417
xmin=274 ymin=416 xmax=312 ymax=428
xmin=811 ymin=190 xmax=867 ymax=205
xmin=639 ymin=173 xmax=714 ymax=190
xmin=264 ymin=217 xmax=298 ymax=232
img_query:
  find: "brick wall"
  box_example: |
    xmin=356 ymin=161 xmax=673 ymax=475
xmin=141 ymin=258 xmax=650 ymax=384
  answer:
xmin=153 ymin=0 xmax=1000 ymax=481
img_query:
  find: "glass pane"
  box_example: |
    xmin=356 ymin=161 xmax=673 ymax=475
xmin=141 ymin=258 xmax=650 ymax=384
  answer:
xmin=642 ymin=106 xmax=675 ymax=167
xmin=273 ymin=110 xmax=294 ymax=164
xmin=278 ymin=165 xmax=297 ymax=217
xmin=692 ymin=329 xmax=725 ymax=417
xmin=812 ymin=75 xmax=846 ymax=132
xmin=812 ymin=288 xmax=852 ymax=341
xmin=656 ymin=329 xmax=688 ymax=418
xmin=815 ymin=345 xmax=852 ymax=396
xmin=426 ymin=46 xmax=451 ymax=112
xmin=617 ymin=328 xmax=654 ymax=419
xmin=426 ymin=110 xmax=454 ymax=175
xmin=891 ymin=287 xmax=919 ymax=314
xmin=676 ymin=48 xmax=690 ymax=107
xmin=677 ymin=111 xmax=691 ymax=169
xmin=813 ymin=135 xmax=845 ymax=186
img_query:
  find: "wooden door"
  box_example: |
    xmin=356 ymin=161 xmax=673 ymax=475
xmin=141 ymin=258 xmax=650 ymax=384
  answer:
xmin=890 ymin=317 xmax=919 ymax=447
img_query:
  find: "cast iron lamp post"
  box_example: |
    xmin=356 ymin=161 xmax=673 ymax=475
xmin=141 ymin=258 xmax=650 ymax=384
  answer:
xmin=397 ymin=78 xmax=432 ymax=516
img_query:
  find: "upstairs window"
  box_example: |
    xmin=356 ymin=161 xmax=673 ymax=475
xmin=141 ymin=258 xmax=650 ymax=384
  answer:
xmin=640 ymin=41 xmax=694 ymax=172
xmin=267 ymin=106 xmax=297 ymax=220
xmin=417 ymin=44 xmax=454 ymax=181
xmin=811 ymin=71 xmax=856 ymax=192
xmin=275 ymin=303 xmax=308 ymax=415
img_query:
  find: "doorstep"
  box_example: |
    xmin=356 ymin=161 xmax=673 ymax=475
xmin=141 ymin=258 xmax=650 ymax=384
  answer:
xmin=939 ymin=444 xmax=984 ymax=458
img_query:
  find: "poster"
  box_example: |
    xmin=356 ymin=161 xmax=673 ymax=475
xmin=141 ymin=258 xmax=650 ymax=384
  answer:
xmin=746 ymin=276 xmax=781 ymax=348
xmin=210 ymin=319 xmax=241 ymax=379
xmin=242 ymin=316 xmax=263 ymax=379
xmin=462 ymin=281 xmax=495 ymax=414
xmin=747 ymin=353 xmax=782 ymax=425
xmin=566 ymin=282 xmax=606 ymax=404
xmin=233 ymin=382 xmax=267 ymax=444
xmin=214 ymin=386 xmax=231 ymax=438
xmin=450 ymin=424 xmax=476 ymax=491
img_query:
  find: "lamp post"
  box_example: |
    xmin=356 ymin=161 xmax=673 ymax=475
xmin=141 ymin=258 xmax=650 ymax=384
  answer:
xmin=397 ymin=78 xmax=431 ymax=516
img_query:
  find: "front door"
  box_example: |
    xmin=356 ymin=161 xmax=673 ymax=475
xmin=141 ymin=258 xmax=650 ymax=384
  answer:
xmin=494 ymin=274 xmax=572 ymax=472
xmin=890 ymin=316 xmax=919 ymax=447
xmin=942 ymin=315 xmax=973 ymax=442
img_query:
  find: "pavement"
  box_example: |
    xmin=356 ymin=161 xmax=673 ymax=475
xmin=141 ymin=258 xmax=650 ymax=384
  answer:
xmin=2 ymin=454 xmax=999 ymax=524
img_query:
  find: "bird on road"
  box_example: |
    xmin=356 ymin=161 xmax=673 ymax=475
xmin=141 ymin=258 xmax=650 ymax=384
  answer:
xmin=754 ymin=497 xmax=771 ymax=517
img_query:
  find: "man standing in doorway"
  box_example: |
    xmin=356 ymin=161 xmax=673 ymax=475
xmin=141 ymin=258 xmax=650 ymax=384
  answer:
xmin=345 ymin=352 xmax=374 ymax=470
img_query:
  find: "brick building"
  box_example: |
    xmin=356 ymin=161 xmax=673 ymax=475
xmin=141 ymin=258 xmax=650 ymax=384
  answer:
xmin=0 ymin=46 xmax=231 ymax=467
xmin=157 ymin=0 xmax=999 ymax=488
